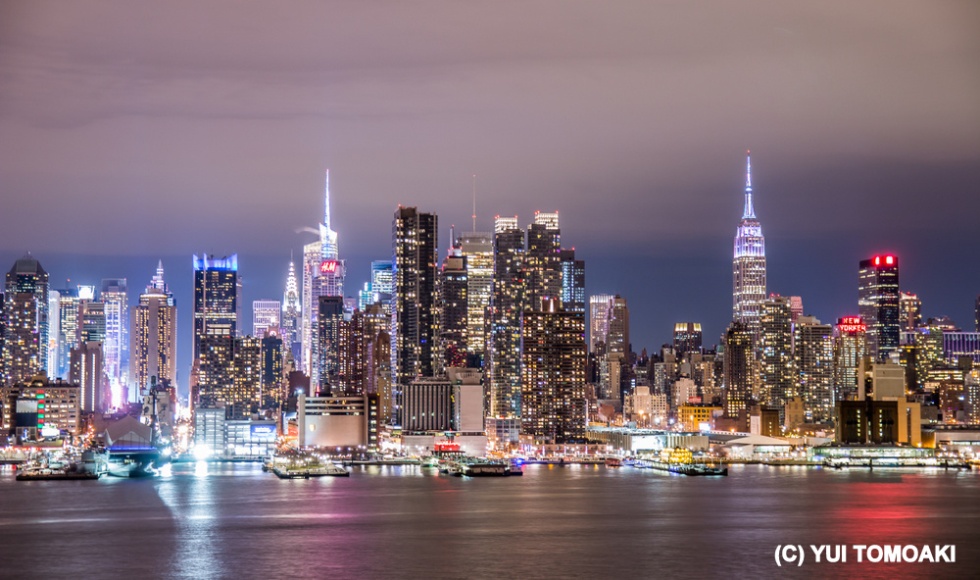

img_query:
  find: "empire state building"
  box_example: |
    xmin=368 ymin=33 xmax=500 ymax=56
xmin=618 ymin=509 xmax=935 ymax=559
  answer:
xmin=732 ymin=152 xmax=767 ymax=337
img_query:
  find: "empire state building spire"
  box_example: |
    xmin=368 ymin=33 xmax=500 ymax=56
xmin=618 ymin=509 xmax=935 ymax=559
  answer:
xmin=743 ymin=151 xmax=755 ymax=219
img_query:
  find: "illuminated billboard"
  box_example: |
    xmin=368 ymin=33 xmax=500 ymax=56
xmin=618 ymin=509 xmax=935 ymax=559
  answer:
xmin=319 ymin=260 xmax=340 ymax=275
xmin=837 ymin=316 xmax=866 ymax=334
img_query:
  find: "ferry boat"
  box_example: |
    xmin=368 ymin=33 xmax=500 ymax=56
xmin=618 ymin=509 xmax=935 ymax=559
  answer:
xmin=604 ymin=457 xmax=623 ymax=467
xmin=273 ymin=463 xmax=350 ymax=479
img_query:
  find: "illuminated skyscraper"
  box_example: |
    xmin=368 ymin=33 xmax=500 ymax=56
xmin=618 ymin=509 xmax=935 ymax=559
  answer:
xmin=79 ymin=300 xmax=106 ymax=343
xmin=3 ymin=254 xmax=49 ymax=385
xmin=673 ymin=323 xmax=703 ymax=356
xmin=459 ymin=232 xmax=492 ymax=356
xmin=524 ymin=212 xmax=562 ymax=311
xmin=439 ymin=235 xmax=468 ymax=367
xmin=131 ymin=263 xmax=177 ymax=397
xmin=602 ymin=295 xmax=630 ymax=401
xmin=899 ymin=292 xmax=922 ymax=331
xmin=760 ymin=296 xmax=795 ymax=411
xmin=54 ymin=287 xmax=82 ymax=380
xmin=559 ymin=249 xmax=586 ymax=315
xmin=192 ymin=254 xmax=239 ymax=364
xmin=252 ymin=300 xmax=281 ymax=337
xmin=833 ymin=316 xmax=867 ymax=402
xmin=70 ymin=341 xmax=105 ymax=413
xmin=281 ymin=260 xmax=301 ymax=365
xmin=723 ymin=321 xmax=755 ymax=419
xmin=521 ymin=298 xmax=586 ymax=443
xmin=858 ymin=254 xmax=900 ymax=361
xmin=795 ymin=316 xmax=834 ymax=423
xmin=487 ymin=216 xmax=524 ymax=419
xmin=303 ymin=170 xmax=345 ymax=383
xmin=732 ymin=152 xmax=767 ymax=338
xmin=317 ymin=295 xmax=345 ymax=391
xmin=391 ymin=206 xmax=439 ymax=421
xmin=371 ymin=260 xmax=394 ymax=300
xmin=100 ymin=278 xmax=129 ymax=404
xmin=589 ymin=294 xmax=614 ymax=353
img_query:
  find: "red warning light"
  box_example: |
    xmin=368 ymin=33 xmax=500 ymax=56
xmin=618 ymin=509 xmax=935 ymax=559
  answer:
xmin=885 ymin=255 xmax=894 ymax=265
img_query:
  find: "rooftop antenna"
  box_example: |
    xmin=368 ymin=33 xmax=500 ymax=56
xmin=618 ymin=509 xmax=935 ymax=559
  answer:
xmin=471 ymin=174 xmax=477 ymax=232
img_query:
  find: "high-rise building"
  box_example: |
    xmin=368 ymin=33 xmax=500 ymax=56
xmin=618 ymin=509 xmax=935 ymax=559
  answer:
xmin=833 ymin=316 xmax=867 ymax=402
xmin=588 ymin=294 xmax=614 ymax=353
xmin=260 ymin=333 xmax=284 ymax=408
xmin=602 ymin=295 xmax=630 ymax=401
xmin=459 ymin=232 xmax=492 ymax=356
xmin=232 ymin=336 xmax=262 ymax=418
xmin=795 ymin=316 xmax=834 ymax=423
xmin=524 ymin=212 xmax=562 ymax=311
xmin=899 ymin=292 xmax=922 ymax=332
xmin=559 ymin=249 xmax=586 ymax=315
xmin=252 ymin=300 xmax=281 ymax=338
xmin=723 ymin=321 xmax=755 ymax=419
xmin=760 ymin=297 xmax=795 ymax=411
xmin=487 ymin=216 xmax=524 ymax=419
xmin=3 ymin=254 xmax=49 ymax=385
xmin=520 ymin=297 xmax=586 ymax=443
xmin=673 ymin=323 xmax=703 ymax=356
xmin=391 ymin=207 xmax=439 ymax=420
xmin=197 ymin=334 xmax=234 ymax=410
xmin=732 ymin=153 xmax=767 ymax=338
xmin=46 ymin=290 xmax=60 ymax=381
xmin=53 ymin=287 xmax=82 ymax=380
xmin=301 ymin=239 xmax=321 ymax=375
xmin=79 ymin=300 xmax=106 ymax=343
xmin=788 ymin=296 xmax=804 ymax=323
xmin=370 ymin=260 xmax=394 ymax=303
xmin=439 ymin=237 xmax=468 ymax=367
xmin=335 ymin=309 xmax=367 ymax=396
xmin=192 ymin=254 xmax=239 ymax=362
xmin=100 ymin=278 xmax=129 ymax=405
xmin=858 ymin=254 xmax=900 ymax=361
xmin=316 ymin=295 xmax=345 ymax=392
xmin=131 ymin=263 xmax=177 ymax=397
xmin=281 ymin=260 xmax=302 ymax=366
xmin=70 ymin=341 xmax=106 ymax=413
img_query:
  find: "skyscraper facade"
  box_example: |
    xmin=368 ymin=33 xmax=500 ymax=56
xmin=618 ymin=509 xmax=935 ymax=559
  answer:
xmin=70 ymin=341 xmax=106 ymax=412
xmin=588 ymin=294 xmax=614 ymax=352
xmin=723 ymin=321 xmax=755 ymax=419
xmin=192 ymin=254 xmax=239 ymax=363
xmin=391 ymin=207 xmax=439 ymax=414
xmin=54 ymin=286 xmax=82 ymax=380
xmin=3 ymin=254 xmax=49 ymax=385
xmin=559 ymin=249 xmax=586 ymax=315
xmin=487 ymin=216 xmax=524 ymax=419
xmin=795 ymin=316 xmax=834 ymax=423
xmin=131 ymin=263 xmax=177 ymax=397
xmin=524 ymin=211 xmax=562 ymax=311
xmin=520 ymin=298 xmax=586 ymax=443
xmin=281 ymin=260 xmax=301 ymax=365
xmin=833 ymin=316 xmax=867 ymax=402
xmin=858 ymin=254 xmax=900 ymax=361
xmin=459 ymin=232 xmax=492 ymax=356
xmin=100 ymin=278 xmax=129 ymax=404
xmin=317 ymin=295 xmax=345 ymax=392
xmin=252 ymin=300 xmax=281 ymax=337
xmin=760 ymin=296 xmax=795 ymax=411
xmin=673 ymin=323 xmax=703 ymax=356
xmin=732 ymin=153 xmax=767 ymax=338
xmin=900 ymin=291 xmax=922 ymax=331
xmin=439 ymin=240 xmax=468 ymax=367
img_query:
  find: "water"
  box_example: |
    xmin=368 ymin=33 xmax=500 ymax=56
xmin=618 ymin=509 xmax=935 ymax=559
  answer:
xmin=1 ymin=463 xmax=977 ymax=579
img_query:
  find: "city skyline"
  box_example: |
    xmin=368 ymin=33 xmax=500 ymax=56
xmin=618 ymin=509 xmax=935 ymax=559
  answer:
xmin=1 ymin=1 xmax=978 ymax=395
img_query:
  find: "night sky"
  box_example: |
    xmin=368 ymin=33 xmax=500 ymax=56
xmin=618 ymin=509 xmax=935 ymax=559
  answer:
xmin=1 ymin=2 xmax=979 ymax=393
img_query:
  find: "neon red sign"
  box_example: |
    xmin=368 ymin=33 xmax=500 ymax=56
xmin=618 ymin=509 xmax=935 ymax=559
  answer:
xmin=319 ymin=260 xmax=339 ymax=275
xmin=837 ymin=316 xmax=866 ymax=334
xmin=872 ymin=255 xmax=896 ymax=267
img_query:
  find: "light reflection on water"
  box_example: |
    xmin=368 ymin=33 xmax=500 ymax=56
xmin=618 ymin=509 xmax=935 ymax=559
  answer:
xmin=0 ymin=463 xmax=977 ymax=579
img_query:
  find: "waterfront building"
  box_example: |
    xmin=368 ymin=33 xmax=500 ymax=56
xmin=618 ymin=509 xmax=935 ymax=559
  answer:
xmin=760 ymin=296 xmax=795 ymax=411
xmin=391 ymin=207 xmax=439 ymax=425
xmin=794 ymin=316 xmax=834 ymax=423
xmin=900 ymin=292 xmax=922 ymax=332
xmin=723 ymin=321 xmax=755 ymax=420
xmin=732 ymin=153 xmax=767 ymax=338
xmin=833 ymin=316 xmax=866 ymax=402
xmin=403 ymin=377 xmax=454 ymax=432
xmin=487 ymin=216 xmax=524 ymax=420
xmin=231 ymin=336 xmax=262 ymax=419
xmin=252 ymin=300 xmax=281 ymax=338
xmin=520 ymin=298 xmax=587 ymax=443
xmin=70 ymin=341 xmax=106 ymax=413
xmin=100 ymin=278 xmax=129 ymax=405
xmin=836 ymin=398 xmax=920 ymax=446
xmin=297 ymin=393 xmax=376 ymax=449
xmin=589 ymin=294 xmax=614 ymax=352
xmin=335 ymin=309 xmax=368 ymax=396
xmin=458 ymin=232 xmax=492 ymax=356
xmin=678 ymin=404 xmax=723 ymax=431
xmin=858 ymin=254 xmax=900 ymax=361
xmin=197 ymin=335 xmax=234 ymax=411
xmin=1 ymin=375 xmax=80 ymax=441
xmin=131 ymin=263 xmax=177 ymax=398
xmin=3 ymin=254 xmax=49 ymax=385
xmin=673 ymin=323 xmax=703 ymax=356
